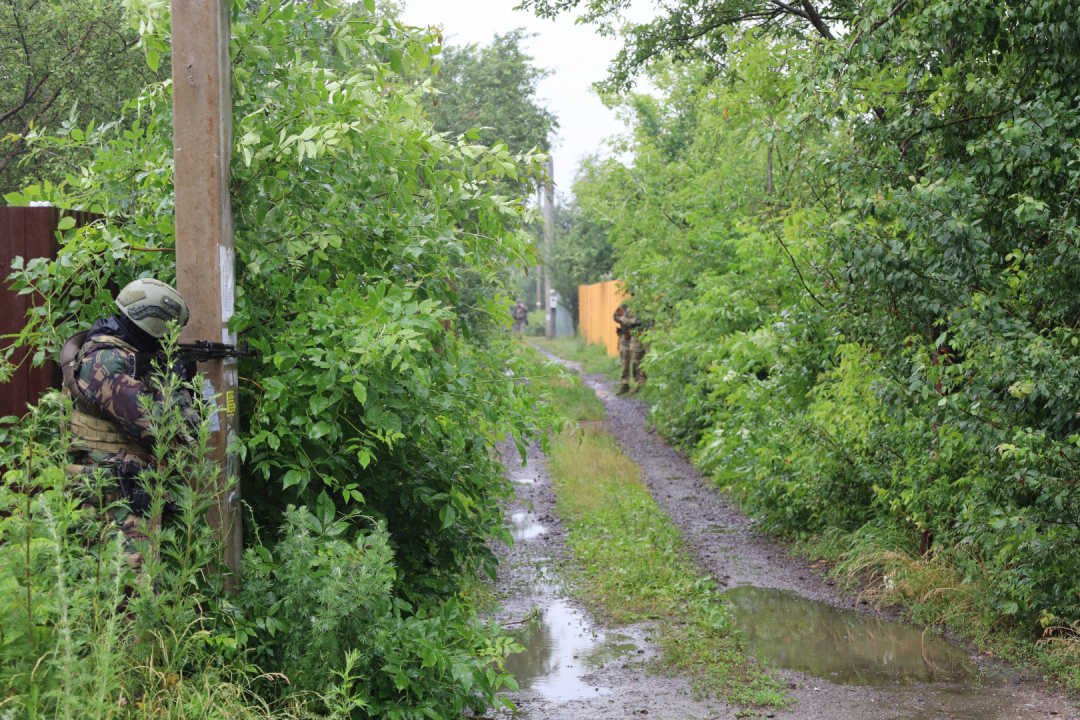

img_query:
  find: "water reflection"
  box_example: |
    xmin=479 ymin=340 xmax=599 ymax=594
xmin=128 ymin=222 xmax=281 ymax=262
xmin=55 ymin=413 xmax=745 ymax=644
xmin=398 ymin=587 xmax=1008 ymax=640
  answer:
xmin=724 ymin=586 xmax=976 ymax=686
xmin=504 ymin=597 xmax=637 ymax=701
xmin=510 ymin=512 xmax=547 ymax=541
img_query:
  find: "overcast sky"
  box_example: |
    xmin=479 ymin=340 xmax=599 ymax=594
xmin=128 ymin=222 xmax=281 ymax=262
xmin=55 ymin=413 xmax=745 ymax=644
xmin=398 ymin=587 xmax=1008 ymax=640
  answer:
xmin=400 ymin=0 xmax=656 ymax=193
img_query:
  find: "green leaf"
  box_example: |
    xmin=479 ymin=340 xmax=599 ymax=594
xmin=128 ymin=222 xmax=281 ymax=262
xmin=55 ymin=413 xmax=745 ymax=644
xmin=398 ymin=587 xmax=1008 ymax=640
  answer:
xmin=353 ymin=381 xmax=368 ymax=405
xmin=282 ymin=469 xmax=305 ymax=489
xmin=310 ymin=420 xmax=334 ymax=439
xmin=316 ymin=490 xmax=335 ymax=527
xmin=146 ymin=48 xmax=160 ymax=72
xmin=57 ymin=216 xmax=76 ymax=230
xmin=388 ymin=48 xmax=403 ymax=74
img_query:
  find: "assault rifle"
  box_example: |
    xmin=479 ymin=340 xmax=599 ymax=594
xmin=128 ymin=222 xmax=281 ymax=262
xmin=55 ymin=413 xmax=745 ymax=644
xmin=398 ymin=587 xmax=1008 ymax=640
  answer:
xmin=128 ymin=340 xmax=259 ymax=381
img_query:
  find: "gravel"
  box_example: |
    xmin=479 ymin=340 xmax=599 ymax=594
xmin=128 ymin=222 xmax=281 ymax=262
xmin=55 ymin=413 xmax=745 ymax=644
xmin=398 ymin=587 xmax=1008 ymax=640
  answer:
xmin=510 ymin=344 xmax=1079 ymax=720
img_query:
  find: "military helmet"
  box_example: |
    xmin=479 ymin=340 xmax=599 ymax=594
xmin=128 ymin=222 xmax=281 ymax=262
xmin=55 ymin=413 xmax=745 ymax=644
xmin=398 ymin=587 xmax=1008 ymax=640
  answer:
xmin=115 ymin=278 xmax=189 ymax=338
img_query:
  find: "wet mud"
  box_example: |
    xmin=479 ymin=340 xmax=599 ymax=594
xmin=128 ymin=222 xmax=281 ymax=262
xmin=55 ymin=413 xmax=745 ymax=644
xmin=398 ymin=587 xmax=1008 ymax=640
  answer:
xmin=515 ymin=344 xmax=1079 ymax=720
xmin=491 ymin=439 xmax=728 ymax=719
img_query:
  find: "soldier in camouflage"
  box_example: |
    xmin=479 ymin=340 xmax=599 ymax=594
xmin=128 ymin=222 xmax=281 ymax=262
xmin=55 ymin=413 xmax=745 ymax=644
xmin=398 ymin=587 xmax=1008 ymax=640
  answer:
xmin=510 ymin=301 xmax=529 ymax=334
xmin=614 ymin=300 xmax=646 ymax=396
xmin=62 ymin=278 xmax=198 ymax=572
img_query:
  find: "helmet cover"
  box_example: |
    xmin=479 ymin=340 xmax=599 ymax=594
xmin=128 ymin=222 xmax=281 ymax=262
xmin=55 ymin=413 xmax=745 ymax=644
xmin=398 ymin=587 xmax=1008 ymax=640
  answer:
xmin=115 ymin=278 xmax=190 ymax=338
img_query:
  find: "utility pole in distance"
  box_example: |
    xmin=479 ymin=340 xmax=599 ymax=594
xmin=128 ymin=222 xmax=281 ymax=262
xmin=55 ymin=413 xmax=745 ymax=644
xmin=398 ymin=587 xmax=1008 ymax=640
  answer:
xmin=543 ymin=158 xmax=555 ymax=340
xmin=172 ymin=0 xmax=242 ymax=586
xmin=535 ymin=185 xmax=543 ymax=312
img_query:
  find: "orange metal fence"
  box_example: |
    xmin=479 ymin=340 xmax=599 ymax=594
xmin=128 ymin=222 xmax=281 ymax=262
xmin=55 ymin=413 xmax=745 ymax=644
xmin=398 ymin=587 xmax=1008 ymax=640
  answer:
xmin=577 ymin=280 xmax=627 ymax=357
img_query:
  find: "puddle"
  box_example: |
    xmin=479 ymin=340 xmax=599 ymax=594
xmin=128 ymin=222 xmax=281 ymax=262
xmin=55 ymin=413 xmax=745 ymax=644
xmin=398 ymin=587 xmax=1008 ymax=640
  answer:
xmin=506 ymin=465 xmax=538 ymax=485
xmin=510 ymin=511 xmax=547 ymax=542
xmin=724 ymin=586 xmax=977 ymax=686
xmin=706 ymin=523 xmax=733 ymax=534
xmin=505 ymin=597 xmax=637 ymax=702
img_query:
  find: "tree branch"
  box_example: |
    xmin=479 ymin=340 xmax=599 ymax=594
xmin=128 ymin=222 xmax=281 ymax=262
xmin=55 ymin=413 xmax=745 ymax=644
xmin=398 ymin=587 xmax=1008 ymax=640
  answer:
xmin=774 ymin=231 xmax=827 ymax=309
xmin=0 ymin=85 xmax=63 ymax=176
xmin=800 ymin=0 xmax=835 ymax=40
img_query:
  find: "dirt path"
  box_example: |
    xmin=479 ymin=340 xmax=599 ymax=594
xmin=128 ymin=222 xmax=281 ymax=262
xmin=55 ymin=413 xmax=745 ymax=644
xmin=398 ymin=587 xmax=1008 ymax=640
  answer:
xmin=492 ymin=439 xmax=725 ymax=719
xmin=510 ymin=344 xmax=1078 ymax=720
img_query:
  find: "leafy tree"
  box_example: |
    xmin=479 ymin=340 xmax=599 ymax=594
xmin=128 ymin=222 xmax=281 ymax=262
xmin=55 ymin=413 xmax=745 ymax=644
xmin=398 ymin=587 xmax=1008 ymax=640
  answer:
xmin=573 ymin=0 xmax=1080 ymax=636
xmin=3 ymin=0 xmax=567 ymax=711
xmin=546 ymin=188 xmax=614 ymax=323
xmin=518 ymin=0 xmax=852 ymax=89
xmin=0 ymin=0 xmax=166 ymax=194
xmin=426 ymin=29 xmax=558 ymax=337
xmin=428 ymin=28 xmax=557 ymax=194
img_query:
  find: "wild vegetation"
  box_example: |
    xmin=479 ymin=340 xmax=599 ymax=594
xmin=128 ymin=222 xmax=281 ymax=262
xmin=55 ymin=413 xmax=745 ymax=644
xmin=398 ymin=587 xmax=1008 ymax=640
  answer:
xmin=7 ymin=0 xmax=1080 ymax=710
xmin=1 ymin=0 xmax=564 ymax=716
xmin=0 ymin=0 xmax=167 ymax=194
xmin=553 ymin=0 xmax=1080 ymax=688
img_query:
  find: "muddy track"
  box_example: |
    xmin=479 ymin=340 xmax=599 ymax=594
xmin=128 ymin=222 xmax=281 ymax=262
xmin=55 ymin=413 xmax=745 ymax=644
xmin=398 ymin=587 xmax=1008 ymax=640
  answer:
xmin=519 ymin=344 xmax=1077 ymax=720
xmin=491 ymin=439 xmax=726 ymax=719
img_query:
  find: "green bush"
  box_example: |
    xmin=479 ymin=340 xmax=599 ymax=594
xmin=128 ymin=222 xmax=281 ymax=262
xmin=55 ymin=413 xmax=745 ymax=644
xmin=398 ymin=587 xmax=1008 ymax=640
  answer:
xmin=573 ymin=2 xmax=1080 ymax=640
xmin=236 ymin=502 xmax=520 ymax=718
xmin=1 ymin=0 xmax=561 ymax=714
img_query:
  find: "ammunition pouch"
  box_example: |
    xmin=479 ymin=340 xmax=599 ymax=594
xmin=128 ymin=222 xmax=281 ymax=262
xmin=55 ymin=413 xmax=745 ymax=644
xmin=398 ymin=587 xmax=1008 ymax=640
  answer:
xmin=66 ymin=405 xmax=146 ymax=455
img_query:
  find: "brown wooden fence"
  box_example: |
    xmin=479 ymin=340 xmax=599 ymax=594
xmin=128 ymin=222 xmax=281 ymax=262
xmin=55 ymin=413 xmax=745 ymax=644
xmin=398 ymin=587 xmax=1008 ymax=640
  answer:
xmin=1 ymin=208 xmax=98 ymax=420
xmin=577 ymin=280 xmax=627 ymax=357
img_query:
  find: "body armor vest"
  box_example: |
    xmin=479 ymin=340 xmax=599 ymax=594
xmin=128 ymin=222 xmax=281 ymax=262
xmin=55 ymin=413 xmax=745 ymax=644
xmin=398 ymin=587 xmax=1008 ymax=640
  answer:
xmin=61 ymin=331 xmax=146 ymax=457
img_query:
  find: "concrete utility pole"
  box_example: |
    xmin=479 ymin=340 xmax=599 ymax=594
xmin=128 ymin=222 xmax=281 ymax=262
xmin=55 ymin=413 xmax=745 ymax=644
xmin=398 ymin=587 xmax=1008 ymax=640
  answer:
xmin=172 ymin=0 xmax=242 ymax=584
xmin=543 ymin=158 xmax=555 ymax=340
xmin=535 ymin=186 xmax=543 ymax=311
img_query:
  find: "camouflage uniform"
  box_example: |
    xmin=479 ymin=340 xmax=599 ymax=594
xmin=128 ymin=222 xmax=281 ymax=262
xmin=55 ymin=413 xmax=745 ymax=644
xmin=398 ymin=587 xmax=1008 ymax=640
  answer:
xmin=614 ymin=305 xmax=646 ymax=395
xmin=64 ymin=316 xmax=197 ymax=570
xmin=510 ymin=302 xmax=529 ymax=334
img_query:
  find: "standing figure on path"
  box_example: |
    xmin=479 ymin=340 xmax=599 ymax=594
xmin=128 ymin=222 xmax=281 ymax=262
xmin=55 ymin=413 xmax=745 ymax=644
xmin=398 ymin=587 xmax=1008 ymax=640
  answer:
xmin=511 ymin=300 xmax=530 ymax=334
xmin=614 ymin=300 xmax=646 ymax=395
xmin=61 ymin=278 xmax=198 ymax=575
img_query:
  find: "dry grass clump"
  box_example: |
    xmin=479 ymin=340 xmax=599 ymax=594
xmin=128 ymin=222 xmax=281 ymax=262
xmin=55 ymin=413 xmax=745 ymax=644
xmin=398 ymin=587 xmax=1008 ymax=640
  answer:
xmin=836 ymin=544 xmax=981 ymax=626
xmin=1037 ymin=618 xmax=1080 ymax=661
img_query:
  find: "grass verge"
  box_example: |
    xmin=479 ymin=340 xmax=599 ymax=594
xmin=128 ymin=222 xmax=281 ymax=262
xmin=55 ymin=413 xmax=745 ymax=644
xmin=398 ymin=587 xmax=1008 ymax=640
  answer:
xmin=542 ymin=376 xmax=605 ymax=422
xmin=547 ymin=424 xmax=789 ymax=707
xmin=530 ymin=335 xmax=621 ymax=379
xmin=518 ymin=343 xmax=605 ymax=422
xmin=798 ymin=527 xmax=1080 ymax=694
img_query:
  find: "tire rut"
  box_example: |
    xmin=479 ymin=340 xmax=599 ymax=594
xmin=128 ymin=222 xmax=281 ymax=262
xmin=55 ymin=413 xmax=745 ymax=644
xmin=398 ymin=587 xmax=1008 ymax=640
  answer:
xmin=530 ymin=343 xmax=1077 ymax=720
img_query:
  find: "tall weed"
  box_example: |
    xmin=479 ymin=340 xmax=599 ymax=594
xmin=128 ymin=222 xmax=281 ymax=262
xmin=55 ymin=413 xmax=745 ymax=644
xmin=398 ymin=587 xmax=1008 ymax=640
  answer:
xmin=0 ymin=360 xmax=280 ymax=718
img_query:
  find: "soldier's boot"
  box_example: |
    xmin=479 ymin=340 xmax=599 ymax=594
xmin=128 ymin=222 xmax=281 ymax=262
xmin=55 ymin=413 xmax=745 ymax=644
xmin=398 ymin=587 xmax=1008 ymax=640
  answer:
xmin=617 ymin=384 xmax=630 ymax=396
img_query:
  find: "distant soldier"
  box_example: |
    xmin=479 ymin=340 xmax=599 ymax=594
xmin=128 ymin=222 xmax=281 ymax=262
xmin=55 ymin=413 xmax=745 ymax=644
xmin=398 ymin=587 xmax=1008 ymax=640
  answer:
xmin=614 ymin=301 xmax=646 ymax=395
xmin=511 ymin=301 xmax=529 ymax=334
xmin=61 ymin=278 xmax=198 ymax=572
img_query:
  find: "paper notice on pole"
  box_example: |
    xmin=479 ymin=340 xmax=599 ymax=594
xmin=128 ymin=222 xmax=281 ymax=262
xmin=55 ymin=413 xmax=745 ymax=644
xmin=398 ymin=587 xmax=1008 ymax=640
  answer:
xmin=202 ymin=379 xmax=222 ymax=433
xmin=219 ymin=245 xmax=235 ymax=322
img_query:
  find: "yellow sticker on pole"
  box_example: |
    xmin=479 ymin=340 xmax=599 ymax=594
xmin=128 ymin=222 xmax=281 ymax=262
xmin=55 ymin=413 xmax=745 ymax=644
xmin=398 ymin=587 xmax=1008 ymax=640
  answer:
xmin=226 ymin=390 xmax=236 ymax=416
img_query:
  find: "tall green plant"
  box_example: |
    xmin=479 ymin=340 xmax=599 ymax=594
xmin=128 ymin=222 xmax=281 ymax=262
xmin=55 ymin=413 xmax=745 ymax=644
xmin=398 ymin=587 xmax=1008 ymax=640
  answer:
xmin=3 ymin=0 xmax=563 ymax=599
xmin=0 ymin=333 xmax=267 ymax=718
